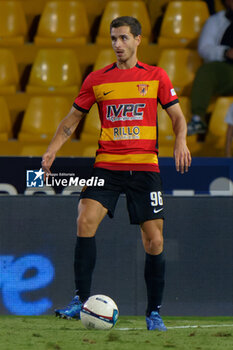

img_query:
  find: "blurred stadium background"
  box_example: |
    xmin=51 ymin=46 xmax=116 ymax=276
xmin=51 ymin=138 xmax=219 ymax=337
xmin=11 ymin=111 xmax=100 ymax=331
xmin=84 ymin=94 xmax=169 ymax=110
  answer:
xmin=0 ymin=0 xmax=231 ymax=157
xmin=0 ymin=0 xmax=232 ymax=317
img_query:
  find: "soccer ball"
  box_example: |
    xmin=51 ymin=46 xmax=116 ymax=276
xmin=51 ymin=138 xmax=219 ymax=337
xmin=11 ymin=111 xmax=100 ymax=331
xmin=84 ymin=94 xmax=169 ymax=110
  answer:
xmin=80 ymin=294 xmax=119 ymax=330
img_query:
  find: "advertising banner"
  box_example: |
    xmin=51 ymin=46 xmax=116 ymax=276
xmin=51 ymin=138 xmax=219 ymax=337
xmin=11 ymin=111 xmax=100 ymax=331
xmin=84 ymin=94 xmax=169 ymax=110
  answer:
xmin=0 ymin=157 xmax=233 ymax=195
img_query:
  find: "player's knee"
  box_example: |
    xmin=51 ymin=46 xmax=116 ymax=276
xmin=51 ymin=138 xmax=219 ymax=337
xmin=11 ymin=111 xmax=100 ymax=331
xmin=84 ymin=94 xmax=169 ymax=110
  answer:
xmin=145 ymin=234 xmax=163 ymax=254
xmin=151 ymin=235 xmax=163 ymax=251
xmin=77 ymin=212 xmax=98 ymax=236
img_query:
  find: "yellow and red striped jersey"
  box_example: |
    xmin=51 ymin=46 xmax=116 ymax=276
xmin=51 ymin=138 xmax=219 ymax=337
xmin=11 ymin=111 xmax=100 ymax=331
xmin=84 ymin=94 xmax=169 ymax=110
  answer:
xmin=74 ymin=61 xmax=178 ymax=172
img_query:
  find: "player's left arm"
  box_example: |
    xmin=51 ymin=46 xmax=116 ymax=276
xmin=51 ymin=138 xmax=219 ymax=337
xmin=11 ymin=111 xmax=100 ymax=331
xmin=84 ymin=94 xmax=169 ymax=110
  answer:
xmin=165 ymin=103 xmax=192 ymax=174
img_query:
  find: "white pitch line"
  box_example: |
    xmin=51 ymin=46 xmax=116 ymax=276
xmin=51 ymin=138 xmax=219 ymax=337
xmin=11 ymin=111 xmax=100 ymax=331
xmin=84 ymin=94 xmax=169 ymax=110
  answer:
xmin=168 ymin=324 xmax=233 ymax=330
xmin=117 ymin=324 xmax=233 ymax=331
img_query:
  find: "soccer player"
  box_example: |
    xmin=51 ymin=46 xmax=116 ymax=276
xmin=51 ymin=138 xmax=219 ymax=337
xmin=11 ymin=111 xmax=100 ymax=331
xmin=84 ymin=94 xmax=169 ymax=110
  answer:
xmin=41 ymin=16 xmax=191 ymax=331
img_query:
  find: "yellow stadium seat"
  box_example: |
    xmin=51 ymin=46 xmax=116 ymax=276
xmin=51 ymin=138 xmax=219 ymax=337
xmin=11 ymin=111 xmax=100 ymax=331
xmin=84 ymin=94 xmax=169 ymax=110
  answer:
xmin=81 ymin=0 xmax=109 ymax=28
xmin=0 ymin=1 xmax=27 ymax=46
xmin=0 ymin=97 xmax=12 ymax=140
xmin=0 ymin=0 xmax=48 ymax=15
xmin=26 ymin=49 xmax=81 ymax=96
xmin=18 ymin=141 xmax=83 ymax=157
xmin=0 ymin=49 xmax=19 ymax=94
xmin=146 ymin=0 xmax=170 ymax=28
xmin=34 ymin=1 xmax=89 ymax=47
xmin=0 ymin=139 xmax=83 ymax=157
xmin=93 ymin=49 xmax=116 ymax=71
xmin=19 ymin=143 xmax=48 ymax=156
xmin=80 ymin=145 xmax=97 ymax=157
xmin=157 ymin=102 xmax=174 ymax=157
xmin=17 ymin=0 xmax=47 ymax=15
xmin=214 ymin=0 xmax=224 ymax=12
xmin=157 ymin=48 xmax=202 ymax=96
xmin=0 ymin=140 xmax=20 ymax=156
xmin=80 ymin=103 xmax=101 ymax=143
xmin=55 ymin=140 xmax=83 ymax=157
xmin=18 ymin=96 xmax=71 ymax=142
xmin=74 ymin=103 xmax=101 ymax=156
xmin=158 ymin=1 xmax=209 ymax=48
xmin=205 ymin=97 xmax=233 ymax=152
xmin=96 ymin=1 xmax=151 ymax=45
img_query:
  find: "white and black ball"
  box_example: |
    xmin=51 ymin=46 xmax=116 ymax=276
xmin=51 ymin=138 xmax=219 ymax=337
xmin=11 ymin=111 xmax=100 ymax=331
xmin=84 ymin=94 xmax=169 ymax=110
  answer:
xmin=80 ymin=295 xmax=119 ymax=330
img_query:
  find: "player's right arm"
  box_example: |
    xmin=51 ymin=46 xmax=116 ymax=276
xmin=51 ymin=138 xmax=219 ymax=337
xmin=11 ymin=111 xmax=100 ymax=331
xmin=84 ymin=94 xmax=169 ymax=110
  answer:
xmin=41 ymin=106 xmax=85 ymax=175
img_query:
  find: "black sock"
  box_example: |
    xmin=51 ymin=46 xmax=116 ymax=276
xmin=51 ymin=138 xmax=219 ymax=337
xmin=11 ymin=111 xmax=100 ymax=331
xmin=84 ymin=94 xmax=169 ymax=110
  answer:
xmin=144 ymin=252 xmax=165 ymax=316
xmin=74 ymin=236 xmax=96 ymax=303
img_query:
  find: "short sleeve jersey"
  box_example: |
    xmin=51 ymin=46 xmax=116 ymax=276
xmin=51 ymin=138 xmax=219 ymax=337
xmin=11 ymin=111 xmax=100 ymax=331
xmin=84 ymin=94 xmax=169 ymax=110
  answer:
xmin=74 ymin=61 xmax=178 ymax=172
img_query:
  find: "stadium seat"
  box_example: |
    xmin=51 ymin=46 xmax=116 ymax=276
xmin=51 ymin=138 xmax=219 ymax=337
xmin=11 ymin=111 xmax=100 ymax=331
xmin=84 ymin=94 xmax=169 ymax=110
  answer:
xmin=0 ymin=97 xmax=12 ymax=140
xmin=34 ymin=1 xmax=89 ymax=47
xmin=18 ymin=96 xmax=71 ymax=142
xmin=158 ymin=1 xmax=209 ymax=48
xmin=96 ymin=1 xmax=151 ymax=45
xmin=81 ymin=0 xmax=109 ymax=28
xmin=18 ymin=142 xmax=48 ymax=156
xmin=18 ymin=141 xmax=83 ymax=157
xmin=157 ymin=48 xmax=202 ymax=96
xmin=73 ymin=103 xmax=100 ymax=156
xmin=0 ymin=49 xmax=19 ymax=94
xmin=93 ymin=49 xmax=116 ymax=71
xmin=0 ymin=0 xmax=48 ymax=15
xmin=0 ymin=1 xmax=27 ymax=46
xmin=79 ymin=103 xmax=101 ymax=143
xmin=214 ymin=0 xmax=224 ymax=12
xmin=16 ymin=0 xmax=48 ymax=15
xmin=0 ymin=139 xmax=83 ymax=156
xmin=0 ymin=140 xmax=20 ymax=156
xmin=26 ymin=49 xmax=81 ymax=96
xmin=205 ymin=97 xmax=233 ymax=153
xmin=146 ymin=0 xmax=170 ymax=29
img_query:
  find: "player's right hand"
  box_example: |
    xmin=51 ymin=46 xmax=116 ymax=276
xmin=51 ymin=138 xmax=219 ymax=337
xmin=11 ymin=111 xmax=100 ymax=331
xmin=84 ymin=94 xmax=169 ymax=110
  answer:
xmin=41 ymin=151 xmax=56 ymax=178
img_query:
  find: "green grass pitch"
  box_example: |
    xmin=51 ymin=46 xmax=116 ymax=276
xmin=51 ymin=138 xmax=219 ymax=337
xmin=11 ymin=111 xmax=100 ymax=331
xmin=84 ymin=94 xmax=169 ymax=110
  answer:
xmin=0 ymin=316 xmax=232 ymax=350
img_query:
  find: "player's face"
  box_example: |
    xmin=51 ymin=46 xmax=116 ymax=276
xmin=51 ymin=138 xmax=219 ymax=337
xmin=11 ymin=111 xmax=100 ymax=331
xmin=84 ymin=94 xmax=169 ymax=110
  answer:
xmin=110 ymin=26 xmax=141 ymax=65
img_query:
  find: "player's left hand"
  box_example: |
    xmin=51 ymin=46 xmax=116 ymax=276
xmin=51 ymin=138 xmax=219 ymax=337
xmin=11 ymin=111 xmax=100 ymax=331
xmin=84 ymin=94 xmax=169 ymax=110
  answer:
xmin=41 ymin=150 xmax=56 ymax=180
xmin=174 ymin=139 xmax=192 ymax=174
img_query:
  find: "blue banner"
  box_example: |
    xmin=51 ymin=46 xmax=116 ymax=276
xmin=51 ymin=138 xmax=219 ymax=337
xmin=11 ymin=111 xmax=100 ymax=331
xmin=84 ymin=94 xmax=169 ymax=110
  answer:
xmin=0 ymin=157 xmax=232 ymax=195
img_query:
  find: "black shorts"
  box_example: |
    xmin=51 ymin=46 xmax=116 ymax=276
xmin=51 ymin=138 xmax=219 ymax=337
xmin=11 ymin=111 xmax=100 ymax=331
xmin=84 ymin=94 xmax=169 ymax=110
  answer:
xmin=80 ymin=168 xmax=164 ymax=225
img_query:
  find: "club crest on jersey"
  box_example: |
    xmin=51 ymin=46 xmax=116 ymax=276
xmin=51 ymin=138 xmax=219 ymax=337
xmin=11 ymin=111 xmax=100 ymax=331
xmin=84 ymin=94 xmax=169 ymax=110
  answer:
xmin=137 ymin=84 xmax=149 ymax=96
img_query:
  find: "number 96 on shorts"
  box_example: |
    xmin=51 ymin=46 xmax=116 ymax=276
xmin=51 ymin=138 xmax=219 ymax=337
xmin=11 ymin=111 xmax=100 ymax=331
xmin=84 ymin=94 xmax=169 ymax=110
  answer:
xmin=150 ymin=191 xmax=164 ymax=214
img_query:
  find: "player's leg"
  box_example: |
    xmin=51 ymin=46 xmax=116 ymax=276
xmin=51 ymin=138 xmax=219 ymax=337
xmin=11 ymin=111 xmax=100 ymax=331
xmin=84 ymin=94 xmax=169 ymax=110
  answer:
xmin=140 ymin=218 xmax=164 ymax=255
xmin=55 ymin=198 xmax=108 ymax=319
xmin=140 ymin=219 xmax=167 ymax=331
xmin=55 ymin=168 xmax=122 ymax=319
xmin=125 ymin=171 xmax=167 ymax=330
xmin=55 ymin=198 xmax=107 ymax=319
xmin=74 ymin=198 xmax=108 ymax=301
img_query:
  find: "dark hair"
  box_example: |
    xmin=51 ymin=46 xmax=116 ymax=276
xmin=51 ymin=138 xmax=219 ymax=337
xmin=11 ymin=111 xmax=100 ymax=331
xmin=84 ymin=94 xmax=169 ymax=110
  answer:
xmin=110 ymin=16 xmax=142 ymax=37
